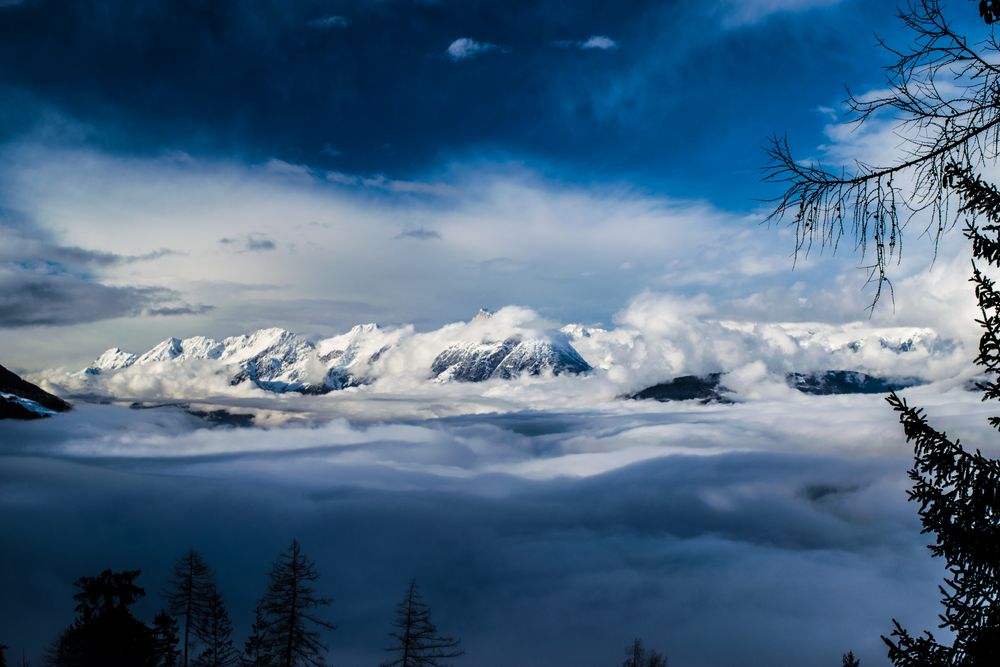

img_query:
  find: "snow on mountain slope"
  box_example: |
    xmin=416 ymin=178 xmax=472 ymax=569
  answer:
xmin=87 ymin=347 xmax=138 ymax=373
xmin=431 ymin=335 xmax=591 ymax=381
xmin=428 ymin=307 xmax=591 ymax=382
xmin=39 ymin=301 xmax=971 ymax=404
xmin=316 ymin=323 xmax=413 ymax=388
xmin=0 ymin=364 xmax=71 ymax=419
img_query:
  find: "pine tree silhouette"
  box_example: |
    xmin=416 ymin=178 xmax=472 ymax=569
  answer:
xmin=620 ymin=638 xmax=667 ymax=667
xmin=166 ymin=551 xmax=216 ymax=667
xmin=51 ymin=569 xmax=155 ymax=667
xmin=152 ymin=611 xmax=180 ymax=667
xmin=381 ymin=580 xmax=463 ymax=667
xmin=881 ymin=164 xmax=1000 ymax=664
xmin=0 ymin=643 xmax=8 ymax=667
xmin=193 ymin=589 xmax=240 ymax=667
xmin=242 ymin=604 xmax=267 ymax=667
xmin=842 ymin=651 xmax=860 ymax=667
xmin=257 ymin=539 xmax=335 ymax=667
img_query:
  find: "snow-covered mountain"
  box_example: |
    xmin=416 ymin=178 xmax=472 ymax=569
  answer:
xmin=74 ymin=310 xmax=594 ymax=396
xmin=47 ymin=306 xmax=967 ymax=403
xmin=431 ymin=334 xmax=591 ymax=382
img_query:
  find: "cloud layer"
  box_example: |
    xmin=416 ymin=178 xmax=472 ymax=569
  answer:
xmin=2 ymin=384 xmax=994 ymax=665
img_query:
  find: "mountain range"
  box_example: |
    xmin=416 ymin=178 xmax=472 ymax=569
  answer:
xmin=29 ymin=308 xmax=956 ymax=405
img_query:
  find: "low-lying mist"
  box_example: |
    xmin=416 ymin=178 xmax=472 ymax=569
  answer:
xmin=2 ymin=384 xmax=995 ymax=666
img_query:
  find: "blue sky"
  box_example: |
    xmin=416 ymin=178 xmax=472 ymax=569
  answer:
xmin=0 ymin=0 xmax=896 ymax=205
xmin=0 ymin=0 xmax=987 ymax=369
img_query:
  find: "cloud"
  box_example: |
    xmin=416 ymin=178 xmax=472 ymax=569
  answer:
xmin=144 ymin=303 xmax=215 ymax=317
xmin=555 ymin=35 xmax=618 ymax=50
xmin=582 ymin=35 xmax=618 ymax=50
xmin=0 ymin=275 xmax=209 ymax=327
xmin=325 ymin=170 xmax=457 ymax=196
xmin=395 ymin=227 xmax=441 ymax=241
xmin=306 ymin=15 xmax=350 ymax=30
xmin=219 ymin=234 xmax=277 ymax=253
xmin=0 ymin=210 xmax=204 ymax=329
xmin=446 ymin=38 xmax=506 ymax=61
xmin=0 ymin=145 xmax=978 ymax=372
xmin=1 ymin=386 xmax=988 ymax=664
xmin=720 ymin=0 xmax=843 ymax=27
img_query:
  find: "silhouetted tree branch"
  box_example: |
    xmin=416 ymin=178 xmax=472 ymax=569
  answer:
xmin=764 ymin=0 xmax=1000 ymax=304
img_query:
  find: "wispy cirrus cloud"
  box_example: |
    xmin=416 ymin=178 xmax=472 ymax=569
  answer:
xmin=395 ymin=227 xmax=442 ymax=241
xmin=219 ymin=234 xmax=277 ymax=253
xmin=721 ymin=0 xmax=843 ymax=27
xmin=556 ymin=35 xmax=618 ymax=50
xmin=306 ymin=14 xmax=350 ymax=29
xmin=446 ymin=37 xmax=507 ymax=61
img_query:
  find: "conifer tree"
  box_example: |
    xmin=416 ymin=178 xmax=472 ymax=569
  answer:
xmin=166 ymin=551 xmax=216 ymax=667
xmin=193 ymin=589 xmax=240 ymax=667
xmin=620 ymin=638 xmax=667 ymax=667
xmin=257 ymin=539 xmax=335 ymax=667
xmin=242 ymin=605 xmax=267 ymax=667
xmin=152 ymin=611 xmax=181 ymax=667
xmin=381 ymin=580 xmax=463 ymax=667
xmin=882 ymin=163 xmax=1000 ymax=664
xmin=51 ymin=569 xmax=155 ymax=667
xmin=842 ymin=651 xmax=860 ymax=667
xmin=0 ymin=643 xmax=8 ymax=667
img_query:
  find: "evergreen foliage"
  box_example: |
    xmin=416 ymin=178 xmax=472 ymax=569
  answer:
xmin=241 ymin=605 xmax=267 ymax=667
xmin=256 ymin=539 xmax=335 ymax=667
xmin=883 ymin=163 xmax=1000 ymax=664
xmin=166 ymin=551 xmax=217 ymax=667
xmin=51 ymin=569 xmax=155 ymax=667
xmin=842 ymin=651 xmax=860 ymax=667
xmin=620 ymin=638 xmax=667 ymax=667
xmin=0 ymin=643 xmax=8 ymax=667
xmin=381 ymin=580 xmax=463 ymax=667
xmin=152 ymin=611 xmax=181 ymax=667
xmin=193 ymin=590 xmax=240 ymax=667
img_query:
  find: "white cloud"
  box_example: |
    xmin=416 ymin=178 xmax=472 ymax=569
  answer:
xmin=581 ymin=35 xmax=617 ymax=50
xmin=1 ymin=381 xmax=992 ymax=664
xmin=446 ymin=37 xmax=506 ymax=61
xmin=555 ymin=35 xmax=619 ymax=51
xmin=0 ymin=142 xmax=980 ymax=374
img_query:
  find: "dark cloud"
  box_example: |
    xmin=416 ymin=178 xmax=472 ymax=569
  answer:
xmin=42 ymin=246 xmax=177 ymax=267
xmin=144 ymin=303 xmax=215 ymax=317
xmin=0 ymin=278 xmax=210 ymax=327
xmin=0 ymin=278 xmax=160 ymax=326
xmin=0 ymin=211 xmax=206 ymax=327
xmin=395 ymin=227 xmax=441 ymax=240
xmin=219 ymin=234 xmax=277 ymax=252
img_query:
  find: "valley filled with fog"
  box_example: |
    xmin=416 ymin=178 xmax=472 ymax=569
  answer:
xmin=3 ymin=302 xmax=995 ymax=665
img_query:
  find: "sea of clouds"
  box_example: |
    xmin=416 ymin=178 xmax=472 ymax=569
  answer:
xmin=2 ymin=378 xmax=998 ymax=666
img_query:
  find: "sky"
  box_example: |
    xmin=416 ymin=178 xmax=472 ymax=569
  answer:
xmin=4 ymin=2 xmax=1000 ymax=665
xmin=1 ymin=0 xmax=987 ymax=371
